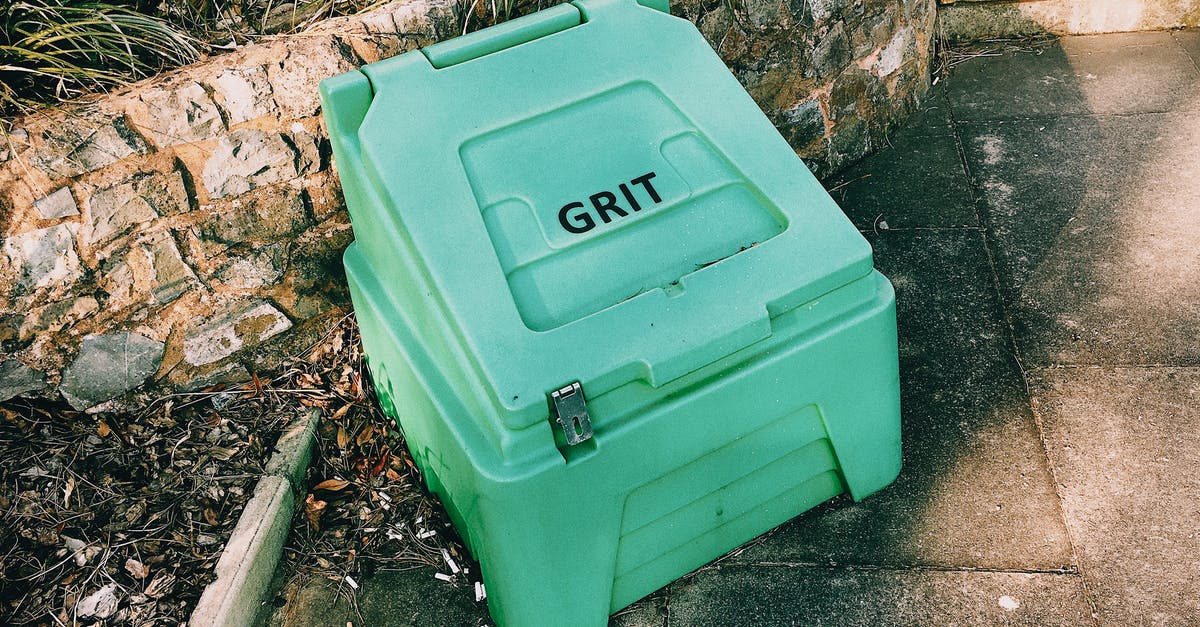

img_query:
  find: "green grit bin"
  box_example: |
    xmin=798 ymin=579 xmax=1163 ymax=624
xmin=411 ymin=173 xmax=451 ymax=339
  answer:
xmin=320 ymin=0 xmax=902 ymax=624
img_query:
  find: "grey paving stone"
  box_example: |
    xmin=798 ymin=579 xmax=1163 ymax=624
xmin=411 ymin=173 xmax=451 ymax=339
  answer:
xmin=732 ymin=231 xmax=1072 ymax=570
xmin=1029 ymin=366 xmax=1200 ymax=626
xmin=1175 ymin=29 xmax=1200 ymax=63
xmin=612 ymin=589 xmax=668 ymax=627
xmin=826 ymin=129 xmax=977 ymax=229
xmin=668 ymin=566 xmax=1093 ymax=626
xmin=1055 ymin=31 xmax=1200 ymax=115
xmin=960 ymin=113 xmax=1200 ymax=366
xmin=944 ymin=32 xmax=1200 ymax=121
xmin=943 ymin=40 xmax=1090 ymax=121
xmin=890 ymin=85 xmax=954 ymax=141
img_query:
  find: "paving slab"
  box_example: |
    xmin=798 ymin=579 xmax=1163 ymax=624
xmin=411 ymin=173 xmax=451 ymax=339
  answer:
xmin=668 ymin=566 xmax=1094 ymax=627
xmin=944 ymin=32 xmax=1200 ymax=121
xmin=732 ymin=231 xmax=1071 ymax=570
xmin=959 ymin=112 xmax=1200 ymax=366
xmin=891 ymin=84 xmax=954 ymax=140
xmin=1029 ymin=367 xmax=1200 ymax=626
xmin=1175 ymin=29 xmax=1200 ymax=63
xmin=1054 ymin=31 xmax=1200 ymax=115
xmin=611 ymin=589 xmax=668 ymax=627
xmin=943 ymin=41 xmax=1090 ymax=121
xmin=825 ymin=128 xmax=977 ymax=230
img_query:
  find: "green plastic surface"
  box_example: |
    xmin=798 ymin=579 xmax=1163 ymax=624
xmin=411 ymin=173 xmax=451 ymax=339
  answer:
xmin=320 ymin=1 xmax=901 ymax=625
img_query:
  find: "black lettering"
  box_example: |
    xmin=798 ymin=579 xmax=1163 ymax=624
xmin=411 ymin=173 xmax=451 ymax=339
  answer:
xmin=618 ymin=183 xmax=642 ymax=212
xmin=589 ymin=191 xmax=627 ymax=224
xmin=630 ymin=172 xmax=661 ymax=203
xmin=558 ymin=201 xmax=595 ymax=234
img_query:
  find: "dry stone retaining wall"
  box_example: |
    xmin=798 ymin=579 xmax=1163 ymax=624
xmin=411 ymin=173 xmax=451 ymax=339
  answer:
xmin=0 ymin=0 xmax=936 ymax=410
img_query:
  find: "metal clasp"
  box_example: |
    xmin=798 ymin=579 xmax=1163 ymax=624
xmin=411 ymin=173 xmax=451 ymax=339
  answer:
xmin=549 ymin=382 xmax=592 ymax=446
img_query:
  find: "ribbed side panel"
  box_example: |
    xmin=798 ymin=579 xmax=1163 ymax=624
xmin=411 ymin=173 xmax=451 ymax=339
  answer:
xmin=610 ymin=405 xmax=846 ymax=609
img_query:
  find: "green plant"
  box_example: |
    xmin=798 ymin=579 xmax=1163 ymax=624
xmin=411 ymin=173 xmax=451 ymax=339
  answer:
xmin=0 ymin=1 xmax=200 ymax=114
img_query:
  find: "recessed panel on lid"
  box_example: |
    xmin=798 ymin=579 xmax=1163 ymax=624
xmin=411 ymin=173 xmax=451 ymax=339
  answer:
xmin=461 ymin=81 xmax=788 ymax=331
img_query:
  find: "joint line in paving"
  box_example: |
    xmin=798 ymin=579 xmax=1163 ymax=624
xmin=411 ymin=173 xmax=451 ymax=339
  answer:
xmin=941 ymin=78 xmax=1103 ymax=626
xmin=1171 ymin=30 xmax=1200 ymax=73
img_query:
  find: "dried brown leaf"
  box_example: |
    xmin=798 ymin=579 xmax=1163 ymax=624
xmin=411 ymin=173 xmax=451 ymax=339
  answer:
xmin=304 ymin=494 xmax=327 ymax=531
xmin=125 ymin=558 xmax=150 ymax=579
xmin=356 ymin=425 xmax=374 ymax=447
xmin=312 ymin=479 xmax=351 ymax=492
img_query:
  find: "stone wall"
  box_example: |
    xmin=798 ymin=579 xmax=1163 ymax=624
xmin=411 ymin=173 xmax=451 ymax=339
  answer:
xmin=940 ymin=0 xmax=1200 ymax=41
xmin=0 ymin=0 xmax=935 ymax=410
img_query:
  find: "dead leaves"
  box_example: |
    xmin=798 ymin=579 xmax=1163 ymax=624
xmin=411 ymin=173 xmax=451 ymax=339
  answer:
xmin=124 ymin=558 xmax=150 ymax=579
xmin=279 ymin=318 xmax=479 ymax=606
xmin=0 ymin=346 xmax=293 ymax=623
xmin=304 ymin=494 xmax=328 ymax=531
xmin=313 ymin=478 xmax=352 ymax=492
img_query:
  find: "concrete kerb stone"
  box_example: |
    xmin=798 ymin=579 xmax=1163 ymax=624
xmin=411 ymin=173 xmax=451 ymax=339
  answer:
xmin=190 ymin=407 xmax=321 ymax=626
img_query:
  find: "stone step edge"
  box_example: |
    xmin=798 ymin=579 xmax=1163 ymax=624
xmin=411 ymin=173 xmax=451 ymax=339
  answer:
xmin=190 ymin=407 xmax=322 ymax=627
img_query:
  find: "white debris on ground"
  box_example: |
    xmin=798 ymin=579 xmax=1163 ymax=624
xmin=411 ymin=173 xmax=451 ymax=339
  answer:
xmin=75 ymin=584 xmax=120 ymax=620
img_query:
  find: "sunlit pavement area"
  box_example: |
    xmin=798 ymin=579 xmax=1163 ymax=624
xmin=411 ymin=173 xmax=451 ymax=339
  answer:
xmin=272 ymin=30 xmax=1200 ymax=626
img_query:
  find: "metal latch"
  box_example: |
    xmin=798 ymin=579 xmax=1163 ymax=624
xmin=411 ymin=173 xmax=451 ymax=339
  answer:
xmin=549 ymin=382 xmax=592 ymax=446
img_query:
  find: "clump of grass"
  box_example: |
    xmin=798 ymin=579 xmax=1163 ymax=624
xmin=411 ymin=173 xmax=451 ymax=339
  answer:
xmin=0 ymin=1 xmax=201 ymax=114
xmin=455 ymin=0 xmax=553 ymax=35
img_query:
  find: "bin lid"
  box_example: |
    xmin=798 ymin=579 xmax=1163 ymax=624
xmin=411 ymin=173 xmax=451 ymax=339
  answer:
xmin=340 ymin=0 xmax=873 ymax=431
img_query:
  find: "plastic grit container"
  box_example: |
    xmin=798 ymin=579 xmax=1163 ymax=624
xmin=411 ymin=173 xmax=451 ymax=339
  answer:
xmin=319 ymin=0 xmax=901 ymax=624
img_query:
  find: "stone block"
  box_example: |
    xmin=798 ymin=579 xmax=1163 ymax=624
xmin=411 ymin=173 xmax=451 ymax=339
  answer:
xmin=59 ymin=332 xmax=166 ymax=410
xmin=86 ymin=170 xmax=190 ymax=245
xmin=33 ymin=186 xmax=78 ymax=219
xmin=32 ymin=115 xmax=149 ymax=179
xmin=211 ymin=66 xmax=278 ymax=125
xmin=16 ymin=296 xmax=99 ymax=346
xmin=746 ymin=0 xmax=785 ymax=28
xmin=212 ymin=243 xmax=289 ymax=290
xmin=202 ymin=129 xmax=320 ymax=199
xmin=0 ymin=360 xmax=46 ymax=402
xmin=183 ymin=299 xmax=292 ymax=366
xmin=198 ymin=188 xmax=311 ymax=253
xmin=0 ymin=127 xmax=30 ymax=164
xmin=265 ymin=37 xmax=359 ymax=119
xmin=1 ymin=223 xmax=82 ymax=298
xmin=136 ymin=81 xmax=226 ymax=146
xmin=780 ymin=98 xmax=827 ymax=148
xmin=143 ymin=233 xmax=200 ymax=304
xmin=806 ymin=21 xmax=853 ymax=81
xmin=175 ymin=361 xmax=251 ymax=392
xmin=851 ymin=6 xmax=898 ymax=58
xmin=871 ymin=25 xmax=914 ymax=76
